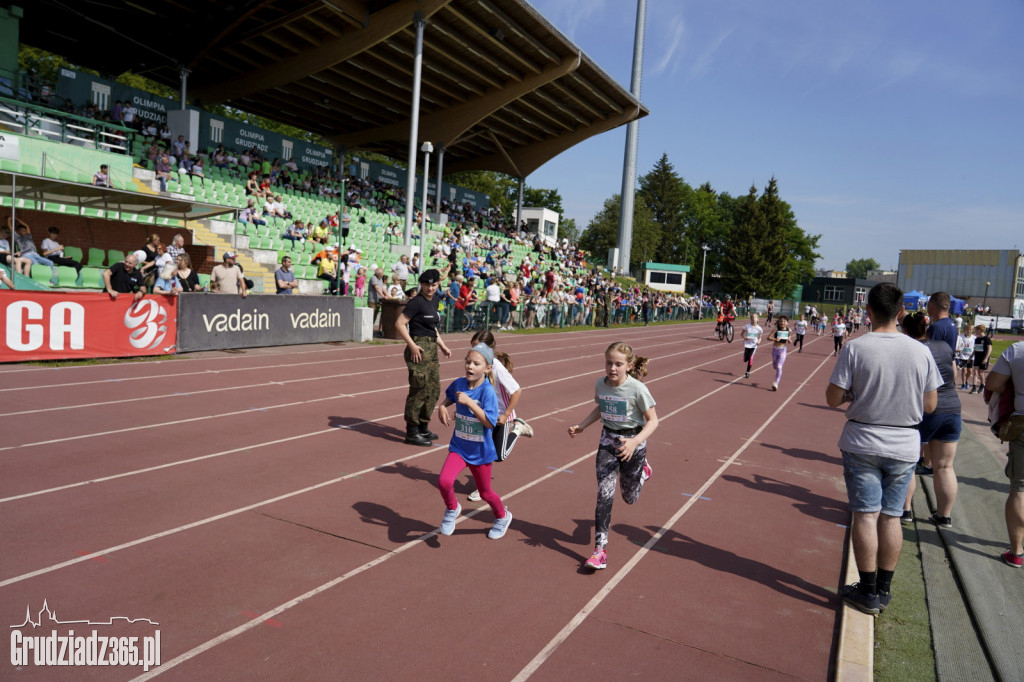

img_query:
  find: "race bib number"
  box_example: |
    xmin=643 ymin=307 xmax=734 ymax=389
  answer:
xmin=974 ymin=343 xmax=986 ymax=353
xmin=746 ymin=329 xmax=759 ymax=340
xmin=777 ymin=330 xmax=790 ymax=340
xmin=795 ymin=322 xmax=807 ymax=334
xmin=454 ymin=412 xmax=485 ymax=442
xmin=597 ymin=394 xmax=628 ymax=423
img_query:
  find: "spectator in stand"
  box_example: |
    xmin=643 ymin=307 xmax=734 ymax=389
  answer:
xmin=188 ymin=157 xmax=206 ymax=187
xmin=111 ymin=100 xmax=123 ymax=123
xmin=275 ymin=255 xmax=299 ymax=295
xmin=93 ymin=164 xmax=112 ymax=187
xmin=239 ymin=199 xmax=266 ymax=227
xmin=0 ymin=225 xmax=32 ymax=276
xmin=368 ymin=267 xmax=387 ymax=332
xmin=318 ymin=250 xmax=340 ymax=294
xmin=392 ymin=254 xmax=411 ymax=289
xmin=272 ymin=195 xmax=292 ymax=220
xmin=0 ymin=266 xmax=13 ymax=289
xmin=8 ymin=216 xmax=55 ymax=277
xmin=122 ymin=102 xmax=138 ymax=129
xmin=172 ymin=135 xmax=186 ymax=160
xmin=40 ymin=227 xmax=83 ymax=274
xmin=213 ymin=147 xmax=229 ymax=169
xmin=239 ymin=149 xmax=252 ymax=168
xmin=245 ymin=171 xmax=261 ymax=197
xmin=102 ymin=254 xmax=145 ymax=301
xmin=210 ymin=252 xmax=248 ymax=297
xmin=155 ymin=154 xmax=172 ymax=192
xmin=310 ymin=219 xmax=330 ymax=245
xmin=283 ymin=220 xmax=307 ymax=244
xmin=173 ymin=253 xmax=201 ymax=292
xmin=166 ymin=234 xmax=186 ymax=262
xmin=153 ymin=261 xmax=183 ymax=296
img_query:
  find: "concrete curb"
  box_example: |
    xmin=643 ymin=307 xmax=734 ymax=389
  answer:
xmin=834 ymin=536 xmax=874 ymax=681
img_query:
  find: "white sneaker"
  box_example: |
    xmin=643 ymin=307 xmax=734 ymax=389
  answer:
xmin=512 ymin=418 xmax=534 ymax=438
xmin=439 ymin=503 xmax=461 ymax=536
xmin=488 ymin=508 xmax=512 ymax=539
xmin=468 ymin=490 xmax=482 ymax=502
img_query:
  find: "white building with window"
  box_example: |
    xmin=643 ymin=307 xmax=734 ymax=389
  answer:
xmin=519 ymin=207 xmax=559 ymax=247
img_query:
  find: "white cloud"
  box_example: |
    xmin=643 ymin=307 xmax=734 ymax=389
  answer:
xmin=651 ymin=14 xmax=685 ymax=78
xmin=688 ymin=28 xmax=734 ymax=80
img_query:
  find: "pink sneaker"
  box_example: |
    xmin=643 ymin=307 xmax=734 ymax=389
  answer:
xmin=584 ymin=547 xmax=607 ymax=570
xmin=641 ymin=460 xmax=653 ymax=483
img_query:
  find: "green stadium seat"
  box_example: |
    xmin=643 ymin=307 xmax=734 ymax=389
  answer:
xmin=107 ymin=249 xmax=125 ymax=266
xmin=80 ymin=267 xmax=104 ymax=288
xmin=31 ymin=264 xmax=55 ymax=286
xmin=64 ymin=246 xmax=84 ymax=262
xmin=56 ymin=266 xmax=80 ymax=287
xmin=87 ymin=247 xmax=106 ymax=267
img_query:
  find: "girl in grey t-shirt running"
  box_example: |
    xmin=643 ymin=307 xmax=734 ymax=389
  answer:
xmin=569 ymin=342 xmax=660 ymax=571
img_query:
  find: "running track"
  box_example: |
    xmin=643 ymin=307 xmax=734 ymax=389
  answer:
xmin=2 ymin=323 xmax=853 ymax=680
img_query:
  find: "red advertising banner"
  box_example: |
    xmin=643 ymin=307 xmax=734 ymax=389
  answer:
xmin=1 ymin=291 xmax=178 ymax=362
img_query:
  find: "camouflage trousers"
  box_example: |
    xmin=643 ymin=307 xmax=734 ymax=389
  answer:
xmin=405 ymin=336 xmax=440 ymax=427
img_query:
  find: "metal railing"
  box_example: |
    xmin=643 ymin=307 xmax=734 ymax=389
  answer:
xmin=0 ymin=95 xmax=135 ymax=154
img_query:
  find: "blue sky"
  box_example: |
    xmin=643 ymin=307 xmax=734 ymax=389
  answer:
xmin=526 ymin=0 xmax=1024 ymax=270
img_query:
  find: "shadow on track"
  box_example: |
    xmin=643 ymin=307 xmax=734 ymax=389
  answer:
xmin=352 ymin=500 xmax=441 ymax=547
xmin=328 ymin=415 xmax=406 ymax=442
xmin=616 ymin=525 xmax=836 ymax=608
xmin=721 ymin=474 xmax=847 ymax=525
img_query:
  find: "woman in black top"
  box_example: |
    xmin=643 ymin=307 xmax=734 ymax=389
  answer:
xmin=174 ymin=253 xmax=201 ymax=292
xmin=396 ymin=269 xmax=452 ymax=445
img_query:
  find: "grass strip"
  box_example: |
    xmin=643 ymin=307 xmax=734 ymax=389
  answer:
xmin=873 ymin=519 xmax=936 ymax=681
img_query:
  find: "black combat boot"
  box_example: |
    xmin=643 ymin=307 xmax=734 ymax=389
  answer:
xmin=419 ymin=422 xmax=439 ymax=440
xmin=404 ymin=424 xmax=432 ymax=446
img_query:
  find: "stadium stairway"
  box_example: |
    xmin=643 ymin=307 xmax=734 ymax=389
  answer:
xmin=191 ymin=218 xmax=276 ymax=293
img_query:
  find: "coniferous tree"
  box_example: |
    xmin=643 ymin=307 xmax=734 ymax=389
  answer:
xmin=638 ymin=153 xmax=688 ymax=264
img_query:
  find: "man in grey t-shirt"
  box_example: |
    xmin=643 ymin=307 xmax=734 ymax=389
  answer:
xmin=826 ymin=282 xmax=939 ymax=615
xmin=986 ymin=341 xmax=1024 ymax=567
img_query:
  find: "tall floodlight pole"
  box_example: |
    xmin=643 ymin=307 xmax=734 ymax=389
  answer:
xmin=616 ymin=0 xmax=647 ymax=276
xmin=699 ymin=244 xmax=710 ymax=317
xmin=403 ymin=14 xmax=426 ymax=245
xmin=420 ymin=141 xmax=433 ymax=252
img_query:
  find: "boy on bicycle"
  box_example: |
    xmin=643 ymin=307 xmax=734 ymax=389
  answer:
xmin=716 ymin=294 xmax=737 ymax=334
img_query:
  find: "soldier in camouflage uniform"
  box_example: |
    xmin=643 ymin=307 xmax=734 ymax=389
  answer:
xmin=397 ymin=269 xmax=453 ymax=445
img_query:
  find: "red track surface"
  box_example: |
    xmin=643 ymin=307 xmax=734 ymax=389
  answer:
xmin=2 ymin=323 xmax=852 ymax=680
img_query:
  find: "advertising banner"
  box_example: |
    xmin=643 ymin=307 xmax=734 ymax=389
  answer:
xmin=176 ymin=293 xmax=355 ymax=352
xmin=350 ymin=156 xmax=490 ymax=209
xmin=0 ymin=291 xmax=178 ymax=362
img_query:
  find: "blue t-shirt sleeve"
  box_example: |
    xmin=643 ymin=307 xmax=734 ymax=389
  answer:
xmin=479 ymin=381 xmax=499 ymax=425
xmin=445 ymin=378 xmax=462 ymax=403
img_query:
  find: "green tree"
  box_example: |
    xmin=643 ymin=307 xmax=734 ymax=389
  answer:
xmin=559 ymin=216 xmax=580 ymax=244
xmin=681 ymin=181 xmax=730 ymax=280
xmin=638 ymin=153 xmax=687 ymax=264
xmin=578 ymin=194 xmax=659 ymax=272
xmin=845 ymin=258 xmax=880 ymax=279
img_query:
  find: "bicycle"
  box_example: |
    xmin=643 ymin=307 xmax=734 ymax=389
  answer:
xmin=716 ymin=319 xmax=735 ymax=342
xmin=459 ymin=305 xmax=494 ymax=333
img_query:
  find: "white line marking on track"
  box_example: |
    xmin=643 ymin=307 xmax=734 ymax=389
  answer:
xmin=115 ymin=349 xmax=826 ymax=679
xmin=0 ymin=344 xmax=736 ymax=502
xmin=510 ymin=353 xmax=834 ymax=680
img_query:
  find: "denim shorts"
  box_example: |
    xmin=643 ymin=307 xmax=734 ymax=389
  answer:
xmin=918 ymin=412 xmax=962 ymax=443
xmin=841 ymin=450 xmax=916 ymax=516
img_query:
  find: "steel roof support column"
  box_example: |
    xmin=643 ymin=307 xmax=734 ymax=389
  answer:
xmin=616 ymin=0 xmax=646 ymax=275
xmin=434 ymin=143 xmax=445 ymax=216
xmin=403 ymin=13 xmax=427 ymax=245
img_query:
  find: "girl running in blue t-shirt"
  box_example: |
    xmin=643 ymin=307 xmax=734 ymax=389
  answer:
xmin=568 ymin=342 xmax=660 ymax=571
xmin=436 ymin=344 xmax=512 ymax=539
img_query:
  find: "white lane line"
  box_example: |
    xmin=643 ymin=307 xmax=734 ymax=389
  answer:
xmin=0 ymin=330 xmax=696 ymax=414
xmin=0 ymin=325 xmax=696 ymax=391
xmin=127 ymin=342 xmax=810 ymax=681
xmin=0 ymin=338 xmax=714 ymax=450
xmin=511 ymin=353 xmax=834 ymax=681
xmin=0 ymin=344 xmax=728 ymax=503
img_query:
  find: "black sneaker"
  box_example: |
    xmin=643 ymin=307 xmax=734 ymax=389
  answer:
xmin=900 ymin=510 xmax=914 ymax=525
xmin=915 ymin=463 xmax=933 ymax=475
xmin=930 ymin=513 xmax=952 ymax=529
xmin=744 ymin=371 xmax=750 ymax=379
xmin=878 ymin=590 xmax=892 ymax=612
xmin=841 ymin=583 xmax=881 ymax=615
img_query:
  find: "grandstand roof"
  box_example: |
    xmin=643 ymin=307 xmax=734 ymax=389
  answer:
xmin=20 ymin=0 xmax=648 ymax=178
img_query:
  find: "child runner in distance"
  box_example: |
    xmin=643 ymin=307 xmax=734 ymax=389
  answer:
xmin=832 ymin=314 xmax=847 ymax=356
xmin=436 ymin=344 xmax=513 ymax=539
xmin=742 ymin=312 xmax=764 ymax=379
xmin=970 ymin=325 xmax=992 ymax=394
xmin=769 ymin=316 xmax=791 ymax=391
xmin=794 ymin=314 xmax=808 ymax=353
xmin=956 ymin=326 xmax=975 ymax=390
xmin=466 ymin=330 xmax=534 ymax=503
xmin=568 ymin=342 xmax=659 ymax=571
